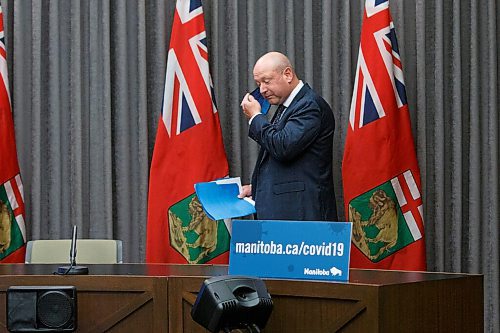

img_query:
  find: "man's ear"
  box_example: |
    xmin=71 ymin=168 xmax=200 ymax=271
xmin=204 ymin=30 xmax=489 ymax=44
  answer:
xmin=283 ymin=66 xmax=294 ymax=83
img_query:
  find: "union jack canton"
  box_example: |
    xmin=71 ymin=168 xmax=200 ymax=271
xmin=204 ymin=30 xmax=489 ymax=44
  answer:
xmin=162 ymin=0 xmax=217 ymax=138
xmin=349 ymin=0 xmax=407 ymax=131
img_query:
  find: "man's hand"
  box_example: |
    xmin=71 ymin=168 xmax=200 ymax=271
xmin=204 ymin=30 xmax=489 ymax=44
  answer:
xmin=238 ymin=184 xmax=252 ymax=199
xmin=240 ymin=93 xmax=261 ymax=120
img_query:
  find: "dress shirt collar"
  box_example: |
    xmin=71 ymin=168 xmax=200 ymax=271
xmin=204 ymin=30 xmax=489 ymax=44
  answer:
xmin=282 ymin=80 xmax=304 ymax=108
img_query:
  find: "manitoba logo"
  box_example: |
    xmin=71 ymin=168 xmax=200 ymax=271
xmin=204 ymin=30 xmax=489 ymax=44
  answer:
xmin=167 ymin=194 xmax=229 ymax=264
xmin=348 ymin=170 xmax=424 ymax=262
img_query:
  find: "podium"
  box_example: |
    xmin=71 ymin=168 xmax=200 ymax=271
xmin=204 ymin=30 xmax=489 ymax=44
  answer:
xmin=170 ymin=269 xmax=483 ymax=332
xmin=0 ymin=264 xmax=483 ymax=332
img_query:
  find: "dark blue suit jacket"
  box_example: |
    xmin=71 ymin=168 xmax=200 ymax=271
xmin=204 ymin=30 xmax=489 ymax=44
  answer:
xmin=249 ymin=83 xmax=338 ymax=221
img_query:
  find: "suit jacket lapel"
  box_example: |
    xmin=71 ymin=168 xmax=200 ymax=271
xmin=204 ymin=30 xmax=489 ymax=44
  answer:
xmin=282 ymin=84 xmax=309 ymax=119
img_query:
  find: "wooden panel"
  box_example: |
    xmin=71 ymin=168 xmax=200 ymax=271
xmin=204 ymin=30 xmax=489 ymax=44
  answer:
xmin=168 ymin=276 xmax=379 ymax=332
xmin=0 ymin=275 xmax=168 ymax=333
xmin=379 ymin=275 xmax=483 ymax=332
xmin=167 ymin=274 xmax=483 ymax=333
xmin=262 ymin=279 xmax=379 ymax=332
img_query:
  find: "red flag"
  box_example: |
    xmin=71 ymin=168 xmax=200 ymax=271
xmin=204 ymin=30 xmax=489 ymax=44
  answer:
xmin=342 ymin=0 xmax=426 ymax=271
xmin=0 ymin=5 xmax=27 ymax=263
xmin=146 ymin=0 xmax=229 ymax=264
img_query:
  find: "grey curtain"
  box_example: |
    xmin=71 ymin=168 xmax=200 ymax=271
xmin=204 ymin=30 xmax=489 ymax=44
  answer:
xmin=2 ymin=1 xmax=498 ymax=331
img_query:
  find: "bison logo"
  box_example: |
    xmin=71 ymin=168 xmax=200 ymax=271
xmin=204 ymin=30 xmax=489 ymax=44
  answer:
xmin=348 ymin=173 xmax=423 ymax=262
xmin=168 ymin=194 xmax=229 ymax=264
xmin=0 ymin=200 xmax=12 ymax=253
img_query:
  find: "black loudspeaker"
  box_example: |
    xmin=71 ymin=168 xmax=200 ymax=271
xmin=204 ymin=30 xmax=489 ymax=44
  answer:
xmin=6 ymin=286 xmax=77 ymax=332
xmin=191 ymin=275 xmax=273 ymax=332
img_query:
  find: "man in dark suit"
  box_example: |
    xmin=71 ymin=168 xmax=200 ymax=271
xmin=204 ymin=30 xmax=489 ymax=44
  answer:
xmin=239 ymin=52 xmax=338 ymax=221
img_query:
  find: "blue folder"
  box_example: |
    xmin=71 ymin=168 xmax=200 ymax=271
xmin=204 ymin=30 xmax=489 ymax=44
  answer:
xmin=250 ymin=87 xmax=271 ymax=115
xmin=195 ymin=178 xmax=256 ymax=220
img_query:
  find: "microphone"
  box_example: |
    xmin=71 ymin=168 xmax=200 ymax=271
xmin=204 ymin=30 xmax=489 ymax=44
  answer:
xmin=56 ymin=225 xmax=89 ymax=275
xmin=69 ymin=225 xmax=78 ymax=265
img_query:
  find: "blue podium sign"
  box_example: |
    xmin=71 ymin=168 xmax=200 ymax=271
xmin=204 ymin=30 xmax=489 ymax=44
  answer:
xmin=229 ymin=220 xmax=352 ymax=282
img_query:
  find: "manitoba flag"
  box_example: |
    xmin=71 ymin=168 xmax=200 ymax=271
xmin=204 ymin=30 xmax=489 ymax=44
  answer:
xmin=0 ymin=5 xmax=27 ymax=263
xmin=146 ymin=0 xmax=230 ymax=264
xmin=342 ymin=0 xmax=426 ymax=271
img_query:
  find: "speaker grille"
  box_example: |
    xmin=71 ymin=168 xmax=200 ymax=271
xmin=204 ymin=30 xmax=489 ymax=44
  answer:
xmin=37 ymin=291 xmax=73 ymax=328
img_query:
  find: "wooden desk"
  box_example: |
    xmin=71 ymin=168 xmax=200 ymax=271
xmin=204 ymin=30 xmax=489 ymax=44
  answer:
xmin=0 ymin=264 xmax=225 ymax=333
xmin=0 ymin=265 xmax=483 ymax=332
xmin=170 ymin=269 xmax=483 ymax=332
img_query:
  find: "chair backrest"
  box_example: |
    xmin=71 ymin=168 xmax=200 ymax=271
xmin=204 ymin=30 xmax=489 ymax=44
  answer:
xmin=25 ymin=239 xmax=123 ymax=264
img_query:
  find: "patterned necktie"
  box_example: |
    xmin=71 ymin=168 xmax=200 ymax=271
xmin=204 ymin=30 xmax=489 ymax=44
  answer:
xmin=272 ymin=104 xmax=286 ymax=124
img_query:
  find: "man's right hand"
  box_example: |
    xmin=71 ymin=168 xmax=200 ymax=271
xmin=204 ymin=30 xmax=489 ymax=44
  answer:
xmin=240 ymin=93 xmax=261 ymax=120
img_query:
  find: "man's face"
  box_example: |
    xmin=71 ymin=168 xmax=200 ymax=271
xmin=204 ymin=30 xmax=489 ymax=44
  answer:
xmin=253 ymin=66 xmax=291 ymax=105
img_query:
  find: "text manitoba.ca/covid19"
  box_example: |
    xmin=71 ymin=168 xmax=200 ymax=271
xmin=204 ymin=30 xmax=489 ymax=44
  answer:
xmin=234 ymin=241 xmax=345 ymax=256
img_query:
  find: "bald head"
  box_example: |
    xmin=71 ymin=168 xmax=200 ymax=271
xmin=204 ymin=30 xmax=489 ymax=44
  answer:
xmin=253 ymin=52 xmax=300 ymax=105
xmin=254 ymin=52 xmax=293 ymax=74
